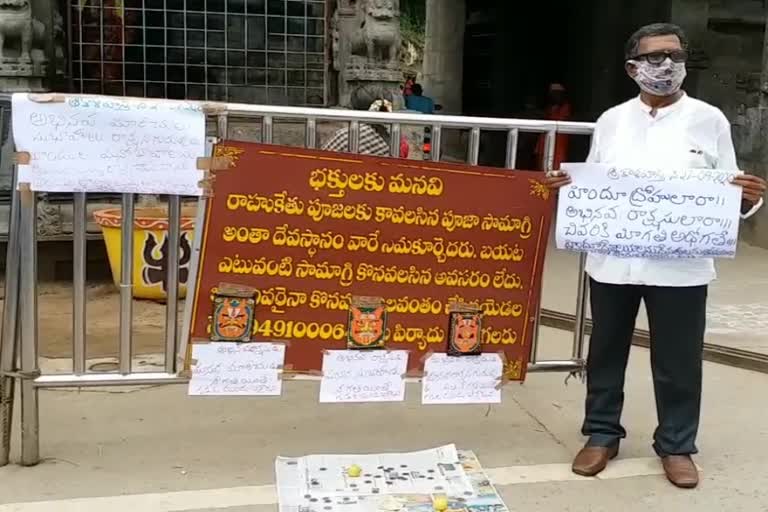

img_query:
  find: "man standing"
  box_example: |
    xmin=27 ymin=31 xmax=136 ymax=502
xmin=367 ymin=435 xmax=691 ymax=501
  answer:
xmin=546 ymin=23 xmax=767 ymax=489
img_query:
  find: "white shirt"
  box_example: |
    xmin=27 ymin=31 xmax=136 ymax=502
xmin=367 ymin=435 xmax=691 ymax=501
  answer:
xmin=585 ymin=93 xmax=764 ymax=287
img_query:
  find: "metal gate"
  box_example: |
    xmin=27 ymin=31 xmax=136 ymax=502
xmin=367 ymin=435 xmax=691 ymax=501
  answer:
xmin=0 ymin=98 xmax=594 ymax=466
xmin=69 ymin=1 xmax=329 ymax=105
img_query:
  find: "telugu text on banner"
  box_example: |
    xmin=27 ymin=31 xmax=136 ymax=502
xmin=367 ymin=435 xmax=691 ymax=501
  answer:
xmin=187 ymin=142 xmax=554 ymax=379
xmin=556 ymin=163 xmax=742 ymax=259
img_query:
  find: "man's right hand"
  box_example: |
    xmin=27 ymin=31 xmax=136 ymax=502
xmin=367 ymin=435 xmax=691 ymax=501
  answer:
xmin=544 ymin=170 xmax=572 ymax=190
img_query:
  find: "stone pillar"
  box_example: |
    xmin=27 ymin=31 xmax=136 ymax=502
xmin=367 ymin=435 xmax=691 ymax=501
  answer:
xmin=749 ymin=5 xmax=768 ymax=248
xmin=332 ymin=0 xmax=404 ymax=109
xmin=0 ymin=0 xmax=56 ymax=188
xmin=0 ymin=0 xmax=45 ymax=189
xmin=422 ymin=0 xmax=466 ymax=114
xmin=331 ymin=0 xmax=357 ymax=107
xmin=0 ymin=0 xmax=54 ymax=93
xmin=0 ymin=0 xmax=62 ymax=236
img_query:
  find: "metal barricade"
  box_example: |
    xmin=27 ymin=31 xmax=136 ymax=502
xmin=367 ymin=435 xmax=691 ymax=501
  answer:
xmin=0 ymin=99 xmax=595 ymax=466
xmin=1 ymin=96 xmax=20 ymax=468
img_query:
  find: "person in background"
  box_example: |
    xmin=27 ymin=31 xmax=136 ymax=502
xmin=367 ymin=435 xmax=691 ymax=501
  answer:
xmin=405 ymin=84 xmax=436 ymax=115
xmin=516 ymin=95 xmax=545 ymax=170
xmin=545 ymin=23 xmax=767 ymax=489
xmin=535 ymin=82 xmax=572 ymax=170
xmin=402 ymin=76 xmax=415 ymax=97
xmin=323 ymin=94 xmax=409 ymax=158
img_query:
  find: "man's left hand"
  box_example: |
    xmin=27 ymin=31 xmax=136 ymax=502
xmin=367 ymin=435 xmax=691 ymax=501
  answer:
xmin=732 ymin=174 xmax=767 ymax=204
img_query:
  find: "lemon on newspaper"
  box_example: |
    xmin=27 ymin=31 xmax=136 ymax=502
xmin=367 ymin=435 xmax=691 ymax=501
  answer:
xmin=432 ymin=496 xmax=449 ymax=511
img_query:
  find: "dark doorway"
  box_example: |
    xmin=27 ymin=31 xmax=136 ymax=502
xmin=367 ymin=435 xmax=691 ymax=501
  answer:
xmin=462 ymin=0 xmax=673 ymax=168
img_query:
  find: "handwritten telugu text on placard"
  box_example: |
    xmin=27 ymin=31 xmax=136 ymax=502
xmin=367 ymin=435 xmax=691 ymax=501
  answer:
xmin=556 ymin=163 xmax=742 ymax=259
xmin=12 ymin=93 xmax=206 ymax=195
xmin=319 ymin=350 xmax=408 ymax=403
xmin=188 ymin=142 xmax=554 ymax=380
xmin=422 ymin=353 xmax=503 ymax=405
xmin=189 ymin=342 xmax=285 ymax=396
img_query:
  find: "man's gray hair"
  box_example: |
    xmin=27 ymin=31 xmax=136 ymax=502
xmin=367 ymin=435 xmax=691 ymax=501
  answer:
xmin=625 ymin=23 xmax=689 ymax=60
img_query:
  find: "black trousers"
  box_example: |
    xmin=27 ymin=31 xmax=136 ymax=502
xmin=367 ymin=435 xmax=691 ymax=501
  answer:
xmin=583 ymin=278 xmax=707 ymax=456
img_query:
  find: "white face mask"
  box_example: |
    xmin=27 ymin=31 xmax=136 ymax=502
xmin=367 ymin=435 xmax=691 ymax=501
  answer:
xmin=628 ymin=58 xmax=687 ymax=97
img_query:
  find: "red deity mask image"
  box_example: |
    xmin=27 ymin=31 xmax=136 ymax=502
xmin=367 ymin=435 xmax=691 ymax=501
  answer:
xmin=209 ymin=284 xmax=257 ymax=342
xmin=350 ymin=307 xmax=385 ymax=347
xmin=453 ymin=316 xmax=480 ymax=352
xmin=347 ymin=298 xmax=388 ymax=350
xmin=216 ymin=298 xmax=249 ymax=339
xmin=447 ymin=308 xmax=483 ymax=356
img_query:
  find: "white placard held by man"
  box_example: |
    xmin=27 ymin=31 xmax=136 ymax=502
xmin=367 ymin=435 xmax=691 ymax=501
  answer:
xmin=556 ymin=163 xmax=742 ymax=259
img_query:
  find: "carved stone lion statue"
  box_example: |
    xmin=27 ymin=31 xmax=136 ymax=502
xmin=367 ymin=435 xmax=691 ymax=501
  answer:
xmin=349 ymin=0 xmax=401 ymax=68
xmin=0 ymin=0 xmax=45 ymax=63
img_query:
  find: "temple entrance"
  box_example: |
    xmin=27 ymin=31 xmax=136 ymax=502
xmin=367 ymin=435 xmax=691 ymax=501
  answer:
xmin=462 ymin=0 xmax=673 ymax=168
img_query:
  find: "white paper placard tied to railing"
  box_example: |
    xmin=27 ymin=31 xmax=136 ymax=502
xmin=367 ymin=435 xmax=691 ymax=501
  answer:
xmin=421 ymin=353 xmax=503 ymax=405
xmin=189 ymin=342 xmax=286 ymax=396
xmin=319 ymin=350 xmax=409 ymax=403
xmin=556 ymin=163 xmax=743 ymax=259
xmin=11 ymin=93 xmax=206 ymax=195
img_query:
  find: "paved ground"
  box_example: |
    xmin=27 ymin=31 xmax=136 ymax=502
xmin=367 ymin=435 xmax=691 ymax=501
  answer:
xmin=2 ymin=328 xmax=768 ymax=511
xmin=541 ymin=241 xmax=768 ymax=354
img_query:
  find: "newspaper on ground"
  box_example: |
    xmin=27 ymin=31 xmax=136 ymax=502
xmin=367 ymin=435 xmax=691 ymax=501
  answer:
xmin=275 ymin=445 xmax=509 ymax=512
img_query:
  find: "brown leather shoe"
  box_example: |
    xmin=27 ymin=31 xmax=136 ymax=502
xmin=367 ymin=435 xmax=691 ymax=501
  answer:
xmin=662 ymin=455 xmax=699 ymax=489
xmin=571 ymin=444 xmax=619 ymax=477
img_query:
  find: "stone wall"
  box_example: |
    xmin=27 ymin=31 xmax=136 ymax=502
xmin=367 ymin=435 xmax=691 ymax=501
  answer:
xmin=671 ymin=0 xmax=768 ymax=247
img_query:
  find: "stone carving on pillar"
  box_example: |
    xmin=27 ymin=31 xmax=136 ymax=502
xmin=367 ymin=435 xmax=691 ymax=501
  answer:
xmin=349 ymin=0 xmax=401 ymax=68
xmin=53 ymin=9 xmax=65 ymax=80
xmin=36 ymin=201 xmax=61 ymax=237
xmin=0 ymin=0 xmax=48 ymax=92
xmin=332 ymin=0 xmax=404 ymax=109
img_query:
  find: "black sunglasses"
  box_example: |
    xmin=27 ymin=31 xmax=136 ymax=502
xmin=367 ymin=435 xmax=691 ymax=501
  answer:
xmin=629 ymin=50 xmax=688 ymax=65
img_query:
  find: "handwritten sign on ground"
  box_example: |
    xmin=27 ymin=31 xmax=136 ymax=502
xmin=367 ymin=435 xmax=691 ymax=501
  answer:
xmin=556 ymin=163 xmax=742 ymax=258
xmin=189 ymin=342 xmax=285 ymax=396
xmin=187 ymin=141 xmax=554 ymax=380
xmin=11 ymin=93 xmax=206 ymax=195
xmin=421 ymin=353 xmax=503 ymax=405
xmin=319 ymin=350 xmax=408 ymax=403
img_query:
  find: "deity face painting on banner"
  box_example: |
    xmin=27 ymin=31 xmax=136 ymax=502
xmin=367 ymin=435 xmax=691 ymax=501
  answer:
xmin=347 ymin=297 xmax=387 ymax=349
xmin=209 ymin=284 xmax=257 ymax=342
xmin=447 ymin=308 xmax=483 ymax=356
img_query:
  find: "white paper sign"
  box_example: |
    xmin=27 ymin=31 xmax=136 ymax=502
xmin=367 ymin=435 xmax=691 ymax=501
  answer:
xmin=319 ymin=350 xmax=409 ymax=403
xmin=12 ymin=93 xmax=206 ymax=195
xmin=189 ymin=342 xmax=285 ymax=396
xmin=421 ymin=353 xmax=503 ymax=405
xmin=556 ymin=163 xmax=742 ymax=259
